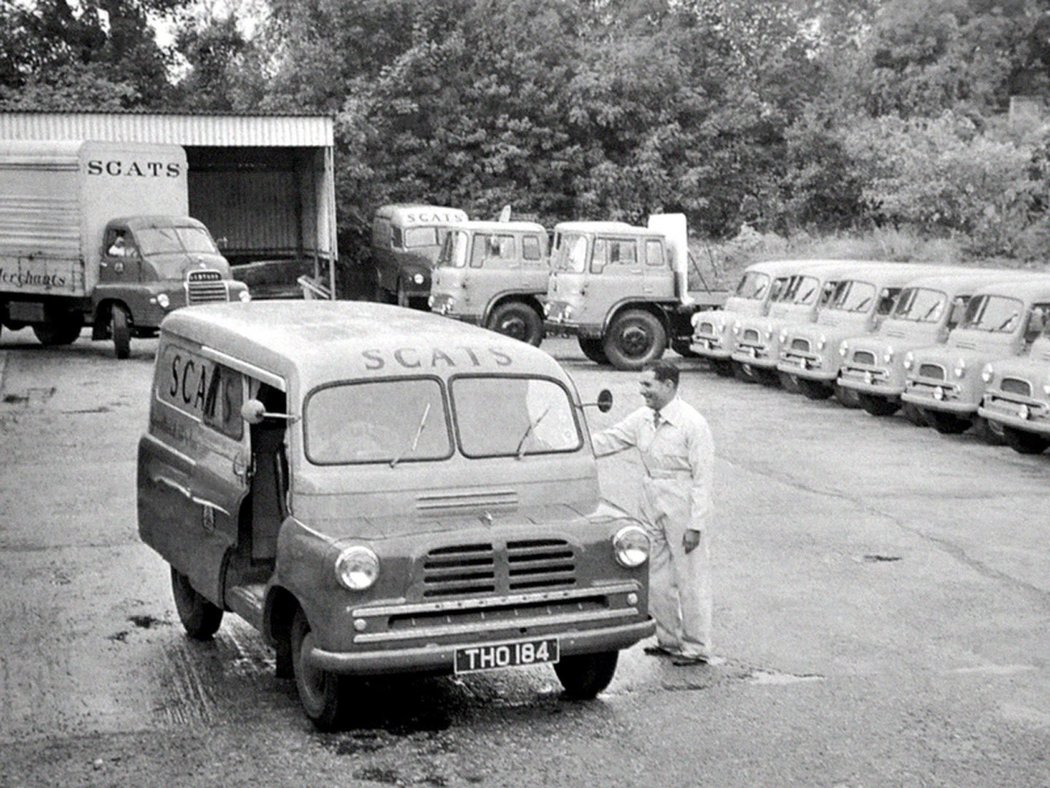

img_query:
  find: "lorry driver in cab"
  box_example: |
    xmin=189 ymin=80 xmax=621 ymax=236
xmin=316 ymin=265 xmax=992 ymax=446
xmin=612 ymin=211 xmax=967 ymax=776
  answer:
xmin=107 ymin=230 xmax=133 ymax=257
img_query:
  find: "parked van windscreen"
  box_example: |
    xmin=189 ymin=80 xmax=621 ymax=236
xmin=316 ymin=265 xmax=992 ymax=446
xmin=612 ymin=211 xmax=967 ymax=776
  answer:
xmin=827 ymin=280 xmax=876 ymax=313
xmin=734 ymin=271 xmax=772 ymax=300
xmin=452 ymin=376 xmax=581 ymax=458
xmin=961 ymin=295 xmax=1024 ymax=333
xmin=892 ymin=288 xmax=948 ymax=323
xmin=305 ymin=379 xmax=452 ymax=465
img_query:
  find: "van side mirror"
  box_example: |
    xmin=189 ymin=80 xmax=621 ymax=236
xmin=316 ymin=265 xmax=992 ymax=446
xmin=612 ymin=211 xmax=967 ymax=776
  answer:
xmin=582 ymin=389 xmax=614 ymax=412
xmin=241 ymin=399 xmax=298 ymax=424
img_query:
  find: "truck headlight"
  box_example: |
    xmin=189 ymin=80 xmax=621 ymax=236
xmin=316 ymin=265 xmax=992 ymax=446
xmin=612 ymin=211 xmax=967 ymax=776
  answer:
xmin=412 ymin=273 xmax=425 ymax=285
xmin=817 ymin=334 xmax=827 ymax=351
xmin=335 ymin=546 xmax=380 ymax=591
xmin=156 ymin=293 xmax=170 ymax=309
xmin=1043 ymin=381 xmax=1050 ymax=397
xmin=838 ymin=340 xmax=848 ymax=358
xmin=903 ymin=351 xmax=914 ymax=371
xmin=613 ymin=525 xmax=650 ymax=568
xmin=238 ymin=289 xmax=251 ymax=303
xmin=981 ymin=363 xmax=994 ymax=383
xmin=953 ymin=358 xmax=967 ymax=379
xmin=883 ymin=346 xmax=894 ymax=364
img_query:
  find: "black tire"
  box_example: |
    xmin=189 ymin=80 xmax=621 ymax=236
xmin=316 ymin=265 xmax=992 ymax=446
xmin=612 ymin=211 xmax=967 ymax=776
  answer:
xmin=778 ymin=372 xmax=801 ymax=394
xmin=554 ymin=650 xmax=619 ymax=699
xmin=602 ymin=310 xmax=667 ymax=371
xmin=1002 ymin=425 xmax=1050 ymax=455
xmin=732 ymin=361 xmax=758 ymax=384
xmin=858 ymin=393 xmax=901 ymax=417
xmin=111 ymin=304 xmax=131 ymax=359
xmin=835 ymin=385 xmax=862 ymax=409
xmin=578 ymin=336 xmax=609 ymax=365
xmin=170 ymin=567 xmax=223 ymax=640
xmin=797 ymin=378 xmax=834 ymax=400
xmin=753 ymin=368 xmax=780 ymax=387
xmin=901 ymin=402 xmax=927 ymax=426
xmin=973 ymin=416 xmax=1006 ymax=446
xmin=32 ymin=313 xmax=83 ymax=346
xmin=487 ymin=302 xmax=544 ymax=346
xmin=925 ymin=409 xmax=971 ymax=435
xmin=710 ymin=359 xmax=735 ymax=377
xmin=671 ymin=339 xmax=699 ymax=359
xmin=291 ymin=607 xmax=347 ymax=730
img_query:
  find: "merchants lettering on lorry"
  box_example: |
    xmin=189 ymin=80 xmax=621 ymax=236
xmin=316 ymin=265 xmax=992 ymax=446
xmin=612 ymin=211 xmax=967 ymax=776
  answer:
xmin=360 ymin=345 xmax=514 ymax=371
xmin=0 ymin=268 xmax=67 ymax=289
xmin=86 ymin=160 xmax=182 ymax=178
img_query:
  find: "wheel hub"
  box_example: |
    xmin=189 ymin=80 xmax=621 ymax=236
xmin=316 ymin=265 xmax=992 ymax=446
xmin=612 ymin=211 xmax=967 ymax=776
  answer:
xmin=620 ymin=325 xmax=650 ymax=356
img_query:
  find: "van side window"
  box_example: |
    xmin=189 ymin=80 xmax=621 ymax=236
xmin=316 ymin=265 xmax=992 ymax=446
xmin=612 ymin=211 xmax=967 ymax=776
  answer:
xmin=203 ymin=365 xmax=244 ymax=440
xmin=391 ymin=226 xmax=404 ymax=249
xmin=522 ymin=235 xmax=542 ymax=261
xmin=645 ymin=240 xmax=664 ymax=267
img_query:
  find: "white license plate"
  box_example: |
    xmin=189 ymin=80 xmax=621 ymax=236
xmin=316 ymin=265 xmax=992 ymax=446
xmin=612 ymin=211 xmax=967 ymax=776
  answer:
xmin=695 ymin=339 xmax=710 ymax=350
xmin=454 ymin=637 xmax=559 ymax=674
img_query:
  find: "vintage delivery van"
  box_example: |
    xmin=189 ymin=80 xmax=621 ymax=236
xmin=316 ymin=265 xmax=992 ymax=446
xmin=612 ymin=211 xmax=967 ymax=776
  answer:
xmin=690 ymin=260 xmax=804 ymax=376
xmin=428 ymin=219 xmax=549 ymax=345
xmin=837 ymin=271 xmax=1029 ymax=419
xmin=371 ymin=204 xmax=468 ymax=307
xmin=902 ymin=278 xmax=1050 ymax=440
xmin=138 ymin=301 xmax=654 ymax=728
xmin=777 ymin=263 xmax=961 ymax=401
xmin=978 ymin=313 xmax=1050 ymax=455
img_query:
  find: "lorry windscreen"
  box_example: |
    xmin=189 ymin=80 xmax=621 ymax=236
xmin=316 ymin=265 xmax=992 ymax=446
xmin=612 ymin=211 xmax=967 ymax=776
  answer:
xmin=827 ymin=280 xmax=876 ymax=313
xmin=438 ymin=231 xmax=470 ymax=268
xmin=137 ymin=226 xmax=219 ymax=256
xmin=550 ymin=234 xmax=588 ymax=273
xmin=304 ymin=379 xmax=452 ymax=465
xmin=404 ymin=227 xmax=445 ymax=249
xmin=735 ymin=271 xmax=771 ymax=300
xmin=961 ymin=295 xmax=1024 ymax=333
xmin=892 ymin=288 xmax=948 ymax=323
xmin=451 ymin=376 xmax=582 ymax=458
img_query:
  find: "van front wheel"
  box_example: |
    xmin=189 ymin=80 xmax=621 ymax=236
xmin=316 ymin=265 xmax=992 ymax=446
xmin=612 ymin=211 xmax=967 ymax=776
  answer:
xmin=797 ymin=378 xmax=834 ymax=400
xmin=858 ymin=393 xmax=900 ymax=417
xmin=554 ymin=650 xmax=619 ymax=699
xmin=1002 ymin=425 xmax=1050 ymax=455
xmin=170 ymin=567 xmax=223 ymax=640
xmin=488 ymin=302 xmax=543 ymax=346
xmin=291 ymin=607 xmax=347 ymax=730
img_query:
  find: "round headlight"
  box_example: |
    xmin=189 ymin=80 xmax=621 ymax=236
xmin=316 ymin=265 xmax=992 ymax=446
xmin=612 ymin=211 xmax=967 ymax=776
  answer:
xmin=765 ymin=324 xmax=774 ymax=340
xmin=838 ymin=340 xmax=848 ymax=358
xmin=953 ymin=358 xmax=967 ymax=379
xmin=613 ymin=525 xmax=650 ymax=568
xmin=903 ymin=351 xmax=914 ymax=371
xmin=238 ymin=289 xmax=251 ymax=303
xmin=335 ymin=546 xmax=380 ymax=591
xmin=883 ymin=346 xmax=894 ymax=364
xmin=778 ymin=329 xmax=788 ymax=344
xmin=981 ymin=363 xmax=994 ymax=383
xmin=817 ymin=334 xmax=827 ymax=351
xmin=412 ymin=272 xmax=425 ymax=285
xmin=156 ymin=293 xmax=170 ymax=309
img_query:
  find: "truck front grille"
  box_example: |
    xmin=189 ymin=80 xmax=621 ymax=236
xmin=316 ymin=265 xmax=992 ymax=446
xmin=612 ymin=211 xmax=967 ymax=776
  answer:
xmin=1001 ymin=377 xmax=1031 ymax=397
xmin=919 ymin=363 xmax=945 ymax=380
xmin=421 ymin=539 xmax=576 ymax=598
xmin=186 ymin=270 xmax=229 ymax=304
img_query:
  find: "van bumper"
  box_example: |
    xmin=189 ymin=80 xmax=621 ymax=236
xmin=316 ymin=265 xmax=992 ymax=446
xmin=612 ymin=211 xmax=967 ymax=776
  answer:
xmin=308 ymin=618 xmax=655 ymax=676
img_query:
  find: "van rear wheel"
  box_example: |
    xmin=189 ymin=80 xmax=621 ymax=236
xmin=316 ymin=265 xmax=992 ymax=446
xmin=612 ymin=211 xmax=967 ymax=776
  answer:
xmin=291 ymin=607 xmax=347 ymax=730
xmin=111 ymin=304 xmax=131 ymax=359
xmin=487 ymin=302 xmax=543 ymax=346
xmin=554 ymin=650 xmax=618 ymax=699
xmin=170 ymin=567 xmax=223 ymax=640
xmin=603 ymin=310 xmax=666 ymax=371
xmin=578 ymin=337 xmax=609 ymax=365
xmin=1002 ymin=425 xmax=1050 ymax=455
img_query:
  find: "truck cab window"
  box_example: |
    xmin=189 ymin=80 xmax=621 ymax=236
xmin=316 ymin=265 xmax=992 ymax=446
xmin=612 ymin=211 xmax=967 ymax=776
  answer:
xmin=645 ymin=240 xmax=664 ymax=267
xmin=522 ymin=235 xmax=542 ymax=261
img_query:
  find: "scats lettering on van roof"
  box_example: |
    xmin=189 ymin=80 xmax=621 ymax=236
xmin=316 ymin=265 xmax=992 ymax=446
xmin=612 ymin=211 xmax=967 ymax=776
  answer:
xmin=161 ymin=302 xmax=562 ymax=384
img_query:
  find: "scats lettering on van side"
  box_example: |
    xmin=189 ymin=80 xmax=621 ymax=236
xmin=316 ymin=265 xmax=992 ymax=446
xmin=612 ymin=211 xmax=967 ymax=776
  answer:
xmin=160 ymin=345 xmax=215 ymax=418
xmin=361 ymin=345 xmax=514 ymax=371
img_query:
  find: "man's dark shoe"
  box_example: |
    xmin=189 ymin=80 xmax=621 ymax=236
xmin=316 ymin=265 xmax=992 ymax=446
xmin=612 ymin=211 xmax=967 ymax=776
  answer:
xmin=643 ymin=644 xmax=678 ymax=657
xmin=671 ymin=654 xmax=710 ymax=666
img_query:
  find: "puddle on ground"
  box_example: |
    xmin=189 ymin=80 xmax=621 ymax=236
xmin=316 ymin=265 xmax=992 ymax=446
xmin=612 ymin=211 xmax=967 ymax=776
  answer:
xmin=128 ymin=614 xmax=168 ymax=629
xmin=746 ymin=669 xmax=825 ymax=685
xmin=858 ymin=554 xmax=902 ymax=563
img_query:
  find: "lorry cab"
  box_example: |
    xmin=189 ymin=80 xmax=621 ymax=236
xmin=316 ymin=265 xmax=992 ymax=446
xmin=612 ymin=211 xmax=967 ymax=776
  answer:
xmin=690 ymin=260 xmax=818 ymax=376
xmin=838 ymin=271 xmax=1031 ymax=418
xmin=138 ymin=301 xmax=653 ymax=729
xmin=903 ymin=278 xmax=1050 ymax=439
xmin=777 ymin=263 xmax=961 ymax=400
xmin=428 ymin=220 xmax=549 ymax=346
xmin=371 ymin=204 xmax=468 ymax=308
xmin=729 ymin=261 xmax=862 ymax=384
xmin=979 ymin=309 xmax=1050 ymax=455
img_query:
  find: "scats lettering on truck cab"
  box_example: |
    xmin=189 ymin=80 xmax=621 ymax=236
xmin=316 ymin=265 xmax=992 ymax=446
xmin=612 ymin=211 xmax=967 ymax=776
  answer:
xmin=0 ymin=140 xmax=248 ymax=359
xmin=138 ymin=301 xmax=654 ymax=730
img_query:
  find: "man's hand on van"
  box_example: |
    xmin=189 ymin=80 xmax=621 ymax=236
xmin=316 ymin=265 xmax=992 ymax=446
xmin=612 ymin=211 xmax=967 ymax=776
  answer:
xmin=683 ymin=528 xmax=701 ymax=554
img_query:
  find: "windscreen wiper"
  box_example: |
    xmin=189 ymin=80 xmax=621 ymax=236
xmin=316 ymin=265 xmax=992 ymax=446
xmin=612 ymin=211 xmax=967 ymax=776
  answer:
xmin=390 ymin=402 xmax=431 ymax=468
xmin=515 ymin=404 xmax=552 ymax=460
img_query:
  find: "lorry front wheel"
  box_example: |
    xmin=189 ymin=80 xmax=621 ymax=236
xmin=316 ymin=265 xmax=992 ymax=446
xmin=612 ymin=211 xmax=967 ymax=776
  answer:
xmin=291 ymin=607 xmax=347 ymax=730
xmin=1002 ymin=425 xmax=1050 ymax=455
xmin=603 ymin=310 xmax=666 ymax=370
xmin=554 ymin=650 xmax=619 ymax=699
xmin=578 ymin=337 xmax=609 ymax=365
xmin=111 ymin=304 xmax=131 ymax=359
xmin=32 ymin=312 xmax=83 ymax=346
xmin=170 ymin=567 xmax=223 ymax=640
xmin=488 ymin=302 xmax=543 ymax=346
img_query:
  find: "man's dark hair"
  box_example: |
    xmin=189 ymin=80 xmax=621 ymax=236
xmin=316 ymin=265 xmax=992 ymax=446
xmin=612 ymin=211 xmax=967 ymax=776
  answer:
xmin=643 ymin=359 xmax=679 ymax=387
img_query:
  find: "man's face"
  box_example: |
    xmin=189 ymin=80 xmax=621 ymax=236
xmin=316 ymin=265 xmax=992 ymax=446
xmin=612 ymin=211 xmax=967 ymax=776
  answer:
xmin=639 ymin=370 xmax=675 ymax=411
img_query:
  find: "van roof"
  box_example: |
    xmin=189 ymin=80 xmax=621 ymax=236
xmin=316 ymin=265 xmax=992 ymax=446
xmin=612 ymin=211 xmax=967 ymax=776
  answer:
xmin=899 ymin=269 xmax=1042 ymax=293
xmin=113 ymin=215 xmax=208 ymax=230
xmin=374 ymin=204 xmax=468 ymax=224
xmin=450 ymin=220 xmax=547 ymax=233
xmin=161 ymin=302 xmax=566 ymax=390
xmin=553 ymin=221 xmax=642 ymax=234
xmin=969 ymin=275 xmax=1050 ymax=301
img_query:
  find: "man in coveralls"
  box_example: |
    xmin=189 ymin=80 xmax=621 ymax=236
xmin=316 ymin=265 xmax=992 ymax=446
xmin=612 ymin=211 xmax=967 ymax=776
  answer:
xmin=592 ymin=359 xmax=715 ymax=665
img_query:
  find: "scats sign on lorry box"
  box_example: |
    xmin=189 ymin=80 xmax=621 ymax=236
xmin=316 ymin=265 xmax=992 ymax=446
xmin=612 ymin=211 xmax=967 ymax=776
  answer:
xmin=0 ymin=140 xmax=249 ymax=358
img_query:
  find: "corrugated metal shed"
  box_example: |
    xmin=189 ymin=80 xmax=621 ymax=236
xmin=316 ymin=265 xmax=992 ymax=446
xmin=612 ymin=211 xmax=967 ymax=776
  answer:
xmin=0 ymin=111 xmax=333 ymax=147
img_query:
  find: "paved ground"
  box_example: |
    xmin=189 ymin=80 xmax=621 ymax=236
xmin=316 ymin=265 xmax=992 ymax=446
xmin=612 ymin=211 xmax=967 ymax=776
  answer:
xmin=1 ymin=327 xmax=1048 ymax=786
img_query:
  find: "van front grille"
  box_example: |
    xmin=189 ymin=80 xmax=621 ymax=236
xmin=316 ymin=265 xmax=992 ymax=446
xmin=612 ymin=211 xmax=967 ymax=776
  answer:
xmin=743 ymin=329 xmax=760 ymax=342
xmin=919 ymin=363 xmax=945 ymax=380
xmin=852 ymin=350 xmax=876 ymax=365
xmin=1001 ymin=377 xmax=1032 ymax=397
xmin=422 ymin=543 xmax=496 ymax=597
xmin=421 ymin=539 xmax=576 ymax=598
xmin=791 ymin=338 xmax=810 ymax=352
xmin=507 ymin=539 xmax=575 ymax=591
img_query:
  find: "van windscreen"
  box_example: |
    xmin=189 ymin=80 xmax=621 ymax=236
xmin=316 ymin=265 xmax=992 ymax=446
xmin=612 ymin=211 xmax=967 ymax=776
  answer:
xmin=827 ymin=280 xmax=876 ymax=313
xmin=550 ymin=234 xmax=588 ymax=273
xmin=735 ymin=272 xmax=771 ymax=300
xmin=961 ymin=295 xmax=1025 ymax=333
xmin=137 ymin=226 xmax=218 ymax=256
xmin=892 ymin=288 xmax=948 ymax=322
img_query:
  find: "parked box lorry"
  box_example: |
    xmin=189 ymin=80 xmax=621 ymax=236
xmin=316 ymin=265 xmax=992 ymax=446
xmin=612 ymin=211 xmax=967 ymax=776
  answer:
xmin=371 ymin=204 xmax=468 ymax=308
xmin=0 ymin=140 xmax=248 ymax=357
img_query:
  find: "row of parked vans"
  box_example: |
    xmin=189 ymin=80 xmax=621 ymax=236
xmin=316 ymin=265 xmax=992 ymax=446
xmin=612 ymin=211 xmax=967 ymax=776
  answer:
xmin=688 ymin=259 xmax=1050 ymax=456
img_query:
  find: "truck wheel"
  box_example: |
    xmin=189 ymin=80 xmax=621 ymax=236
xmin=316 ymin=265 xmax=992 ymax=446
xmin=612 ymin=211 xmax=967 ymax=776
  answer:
xmin=1002 ymin=425 xmax=1050 ymax=455
xmin=602 ymin=310 xmax=667 ymax=371
xmin=797 ymin=378 xmax=834 ymax=400
xmin=901 ymin=403 xmax=927 ymax=426
xmin=291 ymin=607 xmax=347 ymax=730
xmin=554 ymin=651 xmax=618 ymax=699
xmin=578 ymin=337 xmax=609 ymax=365
xmin=710 ymin=360 xmax=734 ymax=378
xmin=111 ymin=304 xmax=131 ymax=359
xmin=487 ymin=302 xmax=544 ymax=346
xmin=671 ymin=340 xmax=699 ymax=359
xmin=973 ymin=416 xmax=1006 ymax=446
xmin=32 ymin=313 xmax=83 ymax=346
xmin=170 ymin=567 xmax=223 ymax=640
xmin=834 ymin=385 xmax=862 ymax=409
xmin=778 ymin=372 xmax=801 ymax=393
xmin=924 ymin=410 xmax=970 ymax=435
xmin=858 ymin=393 xmax=900 ymax=417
